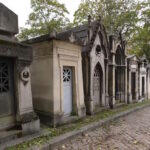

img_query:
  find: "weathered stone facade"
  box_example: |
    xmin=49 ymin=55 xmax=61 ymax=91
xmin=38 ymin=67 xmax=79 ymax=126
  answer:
xmin=26 ymin=32 xmax=86 ymax=126
xmin=108 ymin=32 xmax=127 ymax=108
xmin=127 ymin=55 xmax=150 ymax=103
xmin=0 ymin=3 xmax=39 ymax=133
xmin=26 ymin=15 xmax=150 ymax=123
xmin=127 ymin=55 xmax=139 ymax=102
xmin=81 ymin=18 xmax=110 ymax=114
xmin=65 ymin=16 xmax=127 ymax=113
xmin=139 ymin=55 xmax=149 ymax=100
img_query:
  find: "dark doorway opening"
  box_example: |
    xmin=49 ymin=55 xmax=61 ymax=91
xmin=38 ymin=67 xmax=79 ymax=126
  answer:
xmin=0 ymin=57 xmax=15 ymax=129
xmin=142 ymin=77 xmax=145 ymax=97
xmin=93 ymin=63 xmax=103 ymax=107
xmin=131 ymin=72 xmax=136 ymax=100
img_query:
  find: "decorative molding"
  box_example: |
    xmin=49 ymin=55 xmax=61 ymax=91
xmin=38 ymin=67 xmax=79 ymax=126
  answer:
xmin=0 ymin=43 xmax=32 ymax=61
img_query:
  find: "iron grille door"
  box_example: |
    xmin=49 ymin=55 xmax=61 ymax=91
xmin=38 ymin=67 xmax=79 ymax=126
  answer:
xmin=0 ymin=58 xmax=14 ymax=117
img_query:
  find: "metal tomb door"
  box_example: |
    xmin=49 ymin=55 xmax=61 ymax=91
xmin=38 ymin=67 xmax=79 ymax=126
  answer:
xmin=0 ymin=58 xmax=15 ymax=127
xmin=63 ymin=67 xmax=72 ymax=116
xmin=131 ymin=72 xmax=136 ymax=100
xmin=142 ymin=77 xmax=145 ymax=97
xmin=93 ymin=65 xmax=101 ymax=106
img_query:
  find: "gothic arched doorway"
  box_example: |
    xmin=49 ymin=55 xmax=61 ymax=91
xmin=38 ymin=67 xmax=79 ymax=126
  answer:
xmin=115 ymin=47 xmax=125 ymax=103
xmin=93 ymin=63 xmax=103 ymax=107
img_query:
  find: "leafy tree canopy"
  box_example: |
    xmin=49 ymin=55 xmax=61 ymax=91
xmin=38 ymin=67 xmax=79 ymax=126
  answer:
xmin=73 ymin=0 xmax=149 ymax=60
xmin=18 ymin=0 xmax=69 ymax=40
xmin=74 ymin=0 xmax=145 ymax=37
xmin=129 ymin=4 xmax=150 ymax=60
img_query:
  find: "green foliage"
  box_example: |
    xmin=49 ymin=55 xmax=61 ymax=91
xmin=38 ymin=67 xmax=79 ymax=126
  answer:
xmin=129 ymin=2 xmax=150 ymax=60
xmin=73 ymin=0 xmax=141 ymax=36
xmin=18 ymin=0 xmax=69 ymax=40
xmin=73 ymin=0 xmax=150 ymax=60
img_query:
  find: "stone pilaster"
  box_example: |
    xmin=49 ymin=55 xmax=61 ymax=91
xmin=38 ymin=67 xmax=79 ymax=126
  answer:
xmin=108 ymin=53 xmax=115 ymax=109
xmin=86 ymin=54 xmax=94 ymax=115
xmin=124 ymin=59 xmax=128 ymax=104
xmin=128 ymin=68 xmax=132 ymax=103
xmin=105 ymin=59 xmax=109 ymax=106
xmin=135 ymin=71 xmax=139 ymax=101
xmin=15 ymin=59 xmax=40 ymax=134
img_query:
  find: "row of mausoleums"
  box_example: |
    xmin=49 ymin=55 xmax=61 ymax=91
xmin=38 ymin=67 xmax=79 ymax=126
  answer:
xmin=26 ymin=18 xmax=150 ymax=126
xmin=0 ymin=3 xmax=150 ymax=133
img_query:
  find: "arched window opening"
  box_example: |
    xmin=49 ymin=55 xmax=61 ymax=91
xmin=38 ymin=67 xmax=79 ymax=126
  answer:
xmin=93 ymin=63 xmax=103 ymax=106
xmin=115 ymin=48 xmax=122 ymax=65
xmin=96 ymin=45 xmax=101 ymax=55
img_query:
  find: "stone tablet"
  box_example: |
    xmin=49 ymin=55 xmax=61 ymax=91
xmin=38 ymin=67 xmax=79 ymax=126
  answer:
xmin=0 ymin=3 xmax=18 ymax=34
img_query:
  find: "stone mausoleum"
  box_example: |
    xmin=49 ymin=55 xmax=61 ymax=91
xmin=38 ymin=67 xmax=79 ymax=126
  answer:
xmin=0 ymin=3 xmax=39 ymax=133
xmin=56 ymin=16 xmax=127 ymax=113
xmin=26 ymin=31 xmax=86 ymax=126
xmin=127 ymin=55 xmax=150 ymax=103
xmin=25 ymin=17 xmax=150 ymax=125
xmin=26 ymin=16 xmax=129 ymax=121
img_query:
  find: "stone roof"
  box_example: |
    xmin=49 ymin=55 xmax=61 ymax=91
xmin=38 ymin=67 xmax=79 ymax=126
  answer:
xmin=0 ymin=34 xmax=31 ymax=48
xmin=0 ymin=3 xmax=18 ymax=35
xmin=25 ymin=21 xmax=99 ymax=48
xmin=127 ymin=54 xmax=136 ymax=59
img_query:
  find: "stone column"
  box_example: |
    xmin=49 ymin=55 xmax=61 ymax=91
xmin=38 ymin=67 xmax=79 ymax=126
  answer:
xmin=86 ymin=54 xmax=94 ymax=115
xmin=146 ymin=70 xmax=148 ymax=99
xmin=105 ymin=59 xmax=109 ymax=106
xmin=139 ymin=67 xmax=141 ymax=99
xmin=128 ymin=68 xmax=132 ymax=103
xmin=148 ymin=69 xmax=150 ymax=99
xmin=124 ymin=62 xmax=128 ymax=104
xmin=15 ymin=59 xmax=40 ymax=134
xmin=108 ymin=53 xmax=115 ymax=109
xmin=144 ymin=75 xmax=147 ymax=99
xmin=135 ymin=70 xmax=139 ymax=101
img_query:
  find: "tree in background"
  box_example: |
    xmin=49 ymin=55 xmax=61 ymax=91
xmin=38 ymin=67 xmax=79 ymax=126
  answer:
xmin=18 ymin=0 xmax=69 ymax=40
xmin=74 ymin=0 xmax=141 ymax=36
xmin=129 ymin=1 xmax=150 ymax=60
xmin=18 ymin=0 xmax=149 ymax=60
xmin=73 ymin=0 xmax=149 ymax=60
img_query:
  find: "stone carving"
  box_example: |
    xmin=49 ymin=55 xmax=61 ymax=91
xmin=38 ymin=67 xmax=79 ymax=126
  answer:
xmin=20 ymin=67 xmax=30 ymax=85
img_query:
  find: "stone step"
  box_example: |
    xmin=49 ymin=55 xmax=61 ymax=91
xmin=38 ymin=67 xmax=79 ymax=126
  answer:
xmin=0 ymin=130 xmax=22 ymax=145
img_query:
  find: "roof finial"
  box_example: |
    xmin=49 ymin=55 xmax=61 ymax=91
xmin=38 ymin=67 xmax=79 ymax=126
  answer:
xmin=50 ymin=28 xmax=57 ymax=38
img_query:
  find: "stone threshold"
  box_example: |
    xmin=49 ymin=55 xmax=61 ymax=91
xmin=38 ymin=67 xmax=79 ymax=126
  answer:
xmin=4 ymin=101 xmax=150 ymax=150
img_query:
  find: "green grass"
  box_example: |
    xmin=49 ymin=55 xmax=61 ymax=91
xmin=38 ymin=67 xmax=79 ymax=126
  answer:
xmin=6 ymin=100 xmax=150 ymax=150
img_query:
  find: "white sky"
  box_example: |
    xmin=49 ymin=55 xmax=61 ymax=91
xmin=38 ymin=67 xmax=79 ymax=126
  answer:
xmin=0 ymin=0 xmax=81 ymax=28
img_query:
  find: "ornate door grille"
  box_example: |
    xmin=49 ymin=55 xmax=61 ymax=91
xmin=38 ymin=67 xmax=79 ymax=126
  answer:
xmin=63 ymin=68 xmax=72 ymax=83
xmin=63 ymin=67 xmax=72 ymax=116
xmin=0 ymin=62 xmax=9 ymax=93
xmin=0 ymin=58 xmax=14 ymax=117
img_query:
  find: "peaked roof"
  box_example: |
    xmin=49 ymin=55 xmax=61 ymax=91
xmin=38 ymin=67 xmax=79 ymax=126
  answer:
xmin=24 ymin=30 xmax=83 ymax=46
xmin=25 ymin=21 xmax=98 ymax=46
xmin=25 ymin=19 xmax=110 ymax=55
xmin=127 ymin=54 xmax=140 ymax=61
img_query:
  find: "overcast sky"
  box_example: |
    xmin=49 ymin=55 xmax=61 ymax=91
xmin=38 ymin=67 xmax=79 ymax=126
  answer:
xmin=0 ymin=0 xmax=81 ymax=28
